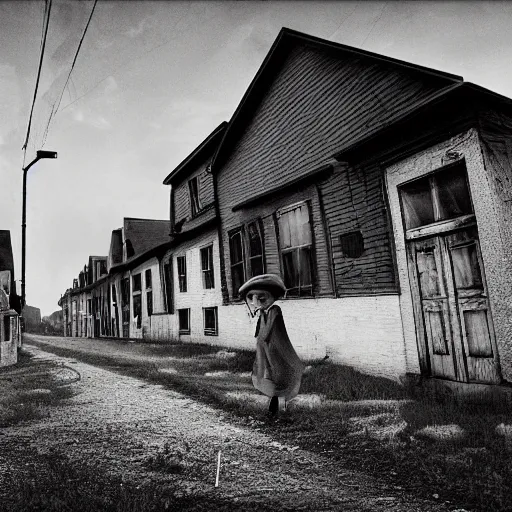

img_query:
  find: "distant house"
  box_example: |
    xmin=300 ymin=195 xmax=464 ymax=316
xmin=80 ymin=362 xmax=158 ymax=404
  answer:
xmin=23 ymin=305 xmax=42 ymax=332
xmin=60 ymin=218 xmax=171 ymax=340
xmin=208 ymin=27 xmax=512 ymax=386
xmin=0 ymin=230 xmax=21 ymax=366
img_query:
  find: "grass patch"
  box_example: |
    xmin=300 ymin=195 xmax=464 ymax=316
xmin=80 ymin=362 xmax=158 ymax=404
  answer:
xmin=25 ymin=337 xmax=512 ymax=512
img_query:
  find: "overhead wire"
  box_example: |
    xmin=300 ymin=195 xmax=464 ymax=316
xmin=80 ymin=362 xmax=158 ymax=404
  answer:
xmin=360 ymin=2 xmax=388 ymax=48
xmin=22 ymin=0 xmax=52 ymax=160
xmin=42 ymin=0 xmax=98 ymax=146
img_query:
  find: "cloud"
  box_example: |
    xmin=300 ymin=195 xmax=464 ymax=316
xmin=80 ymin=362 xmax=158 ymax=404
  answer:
xmin=71 ymin=107 xmax=111 ymax=130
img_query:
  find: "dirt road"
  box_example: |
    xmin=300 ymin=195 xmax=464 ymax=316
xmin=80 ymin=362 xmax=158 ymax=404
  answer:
xmin=2 ymin=337 xmax=451 ymax=511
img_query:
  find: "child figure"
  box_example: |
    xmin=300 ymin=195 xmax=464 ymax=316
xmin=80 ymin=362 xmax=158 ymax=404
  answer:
xmin=239 ymin=274 xmax=305 ymax=418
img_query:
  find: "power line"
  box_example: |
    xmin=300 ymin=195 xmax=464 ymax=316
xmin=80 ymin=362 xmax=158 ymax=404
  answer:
xmin=360 ymin=2 xmax=388 ymax=48
xmin=22 ymin=0 xmax=52 ymax=153
xmin=43 ymin=0 xmax=98 ymax=145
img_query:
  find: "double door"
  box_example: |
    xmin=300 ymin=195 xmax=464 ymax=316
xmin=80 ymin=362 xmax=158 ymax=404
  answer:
xmin=407 ymin=226 xmax=500 ymax=384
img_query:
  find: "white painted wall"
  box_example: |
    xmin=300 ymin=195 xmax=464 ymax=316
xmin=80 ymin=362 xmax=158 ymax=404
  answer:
xmin=217 ymin=295 xmax=406 ymax=379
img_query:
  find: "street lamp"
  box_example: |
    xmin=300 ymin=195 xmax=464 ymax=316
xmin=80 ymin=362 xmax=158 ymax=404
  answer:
xmin=21 ymin=149 xmax=58 ymax=309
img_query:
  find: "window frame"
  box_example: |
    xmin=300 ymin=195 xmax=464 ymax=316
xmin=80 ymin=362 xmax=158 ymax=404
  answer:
xmin=398 ymin=159 xmax=475 ymax=235
xmin=178 ymin=308 xmax=190 ymax=335
xmin=228 ymin=227 xmax=246 ymax=299
xmin=246 ymin=219 xmax=265 ymax=279
xmin=176 ymin=255 xmax=187 ymax=293
xmin=275 ymin=200 xmax=316 ymax=297
xmin=203 ymin=306 xmax=218 ymax=336
xmin=188 ymin=176 xmax=201 ymax=217
xmin=163 ymin=260 xmax=174 ymax=314
xmin=200 ymin=245 xmax=215 ymax=289
xmin=145 ymin=269 xmax=153 ymax=317
xmin=132 ymin=273 xmax=142 ymax=328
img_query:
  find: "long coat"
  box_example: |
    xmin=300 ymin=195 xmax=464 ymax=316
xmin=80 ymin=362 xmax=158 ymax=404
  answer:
xmin=252 ymin=304 xmax=305 ymax=400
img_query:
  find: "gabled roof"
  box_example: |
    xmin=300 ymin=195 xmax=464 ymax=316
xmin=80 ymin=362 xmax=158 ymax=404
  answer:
xmin=123 ymin=217 xmax=171 ymax=259
xmin=0 ymin=230 xmax=14 ymax=275
xmin=163 ymin=122 xmax=228 ymax=185
xmin=211 ymin=27 xmax=462 ymax=172
xmin=333 ymin=81 xmax=512 ymax=160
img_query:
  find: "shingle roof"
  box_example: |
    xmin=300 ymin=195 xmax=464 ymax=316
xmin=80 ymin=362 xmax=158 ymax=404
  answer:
xmin=123 ymin=218 xmax=171 ymax=260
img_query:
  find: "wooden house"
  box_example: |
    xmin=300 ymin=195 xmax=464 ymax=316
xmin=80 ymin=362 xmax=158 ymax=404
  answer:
xmin=154 ymin=122 xmax=227 ymax=342
xmin=210 ymin=27 xmax=512 ymax=385
xmin=0 ymin=230 xmax=21 ymax=366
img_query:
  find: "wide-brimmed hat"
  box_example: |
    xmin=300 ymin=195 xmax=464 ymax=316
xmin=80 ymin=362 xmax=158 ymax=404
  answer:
xmin=239 ymin=274 xmax=286 ymax=299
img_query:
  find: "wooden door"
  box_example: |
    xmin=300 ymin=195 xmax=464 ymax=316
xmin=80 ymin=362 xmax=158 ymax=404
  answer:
xmin=407 ymin=228 xmax=500 ymax=383
xmin=444 ymin=227 xmax=500 ymax=383
xmin=407 ymin=237 xmax=458 ymax=380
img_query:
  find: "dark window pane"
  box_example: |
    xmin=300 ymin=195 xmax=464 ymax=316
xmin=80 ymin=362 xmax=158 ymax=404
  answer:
xmin=132 ymin=274 xmax=142 ymax=292
xmin=4 ymin=316 xmax=10 ymax=341
xmin=250 ymin=257 xmax=264 ymax=277
xmin=299 ymin=247 xmax=312 ymax=287
xmin=147 ymin=291 xmax=153 ymax=316
xmin=436 ymin=165 xmax=473 ymax=220
xmin=189 ymin=178 xmax=200 ymax=216
xmin=400 ymin=176 xmax=435 ymax=229
xmin=247 ymin=222 xmax=262 ymax=256
xmin=178 ymin=309 xmax=190 ymax=332
xmin=282 ymin=251 xmax=299 ymax=289
xmin=133 ymin=295 xmax=142 ymax=328
xmin=177 ymin=256 xmax=187 ymax=292
xmin=145 ymin=269 xmax=152 ymax=289
xmin=229 ymin=232 xmax=243 ymax=264
xmin=231 ymin=264 xmax=245 ymax=297
xmin=204 ymin=307 xmax=217 ymax=335
xmin=451 ymin=243 xmax=483 ymax=290
xmin=164 ymin=262 xmax=174 ymax=313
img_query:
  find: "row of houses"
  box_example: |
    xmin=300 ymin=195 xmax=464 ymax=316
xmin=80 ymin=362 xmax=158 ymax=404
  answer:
xmin=0 ymin=230 xmax=21 ymax=367
xmin=60 ymin=27 xmax=512 ymax=388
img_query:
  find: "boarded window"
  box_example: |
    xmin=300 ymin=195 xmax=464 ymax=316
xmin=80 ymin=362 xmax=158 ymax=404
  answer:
xmin=203 ymin=307 xmax=218 ymax=336
xmin=400 ymin=161 xmax=473 ymax=230
xmin=145 ymin=269 xmax=153 ymax=316
xmin=340 ymin=231 xmax=364 ymax=258
xmin=277 ymin=202 xmax=314 ymax=297
xmin=201 ymin=245 xmax=215 ymax=289
xmin=178 ymin=308 xmax=190 ymax=334
xmin=164 ymin=261 xmax=174 ymax=314
xmin=177 ymin=256 xmax=187 ymax=292
xmin=229 ymin=229 xmax=245 ymax=298
xmin=247 ymin=221 xmax=264 ymax=277
xmin=188 ymin=177 xmax=201 ymax=216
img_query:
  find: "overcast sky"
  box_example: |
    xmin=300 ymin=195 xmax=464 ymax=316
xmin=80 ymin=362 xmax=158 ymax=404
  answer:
xmin=2 ymin=0 xmax=512 ymax=316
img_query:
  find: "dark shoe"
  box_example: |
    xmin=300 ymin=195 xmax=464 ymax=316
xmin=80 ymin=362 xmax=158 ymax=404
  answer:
xmin=268 ymin=396 xmax=279 ymax=417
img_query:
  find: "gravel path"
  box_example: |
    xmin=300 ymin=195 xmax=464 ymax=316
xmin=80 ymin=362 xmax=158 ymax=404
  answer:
xmin=2 ymin=340 xmax=450 ymax=511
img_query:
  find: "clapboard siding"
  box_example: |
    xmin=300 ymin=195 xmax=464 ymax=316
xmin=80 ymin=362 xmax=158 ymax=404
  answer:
xmin=217 ymin=44 xmax=452 ymax=214
xmin=173 ymin=153 xmax=215 ymax=228
xmin=220 ymin=183 xmax=333 ymax=302
xmin=320 ymin=162 xmax=397 ymax=294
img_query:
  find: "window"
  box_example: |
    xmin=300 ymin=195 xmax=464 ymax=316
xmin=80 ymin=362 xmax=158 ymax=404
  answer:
xmin=247 ymin=221 xmax=264 ymax=277
xmin=145 ymin=269 xmax=153 ymax=316
xmin=400 ymin=161 xmax=473 ymax=231
xmin=277 ymin=201 xmax=314 ymax=296
xmin=3 ymin=316 xmax=11 ymax=341
xmin=178 ymin=308 xmax=190 ymax=334
xmin=201 ymin=245 xmax=215 ymax=289
xmin=177 ymin=256 xmax=187 ymax=292
xmin=164 ymin=261 xmax=174 ymax=313
xmin=203 ymin=307 xmax=218 ymax=336
xmin=229 ymin=229 xmax=245 ymax=298
xmin=228 ymin=220 xmax=266 ymax=298
xmin=132 ymin=273 xmax=142 ymax=328
xmin=188 ymin=177 xmax=201 ymax=216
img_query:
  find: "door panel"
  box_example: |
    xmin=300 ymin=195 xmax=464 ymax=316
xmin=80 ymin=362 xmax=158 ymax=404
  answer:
xmin=407 ymin=238 xmax=458 ymax=380
xmin=445 ymin=229 xmax=500 ymax=384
